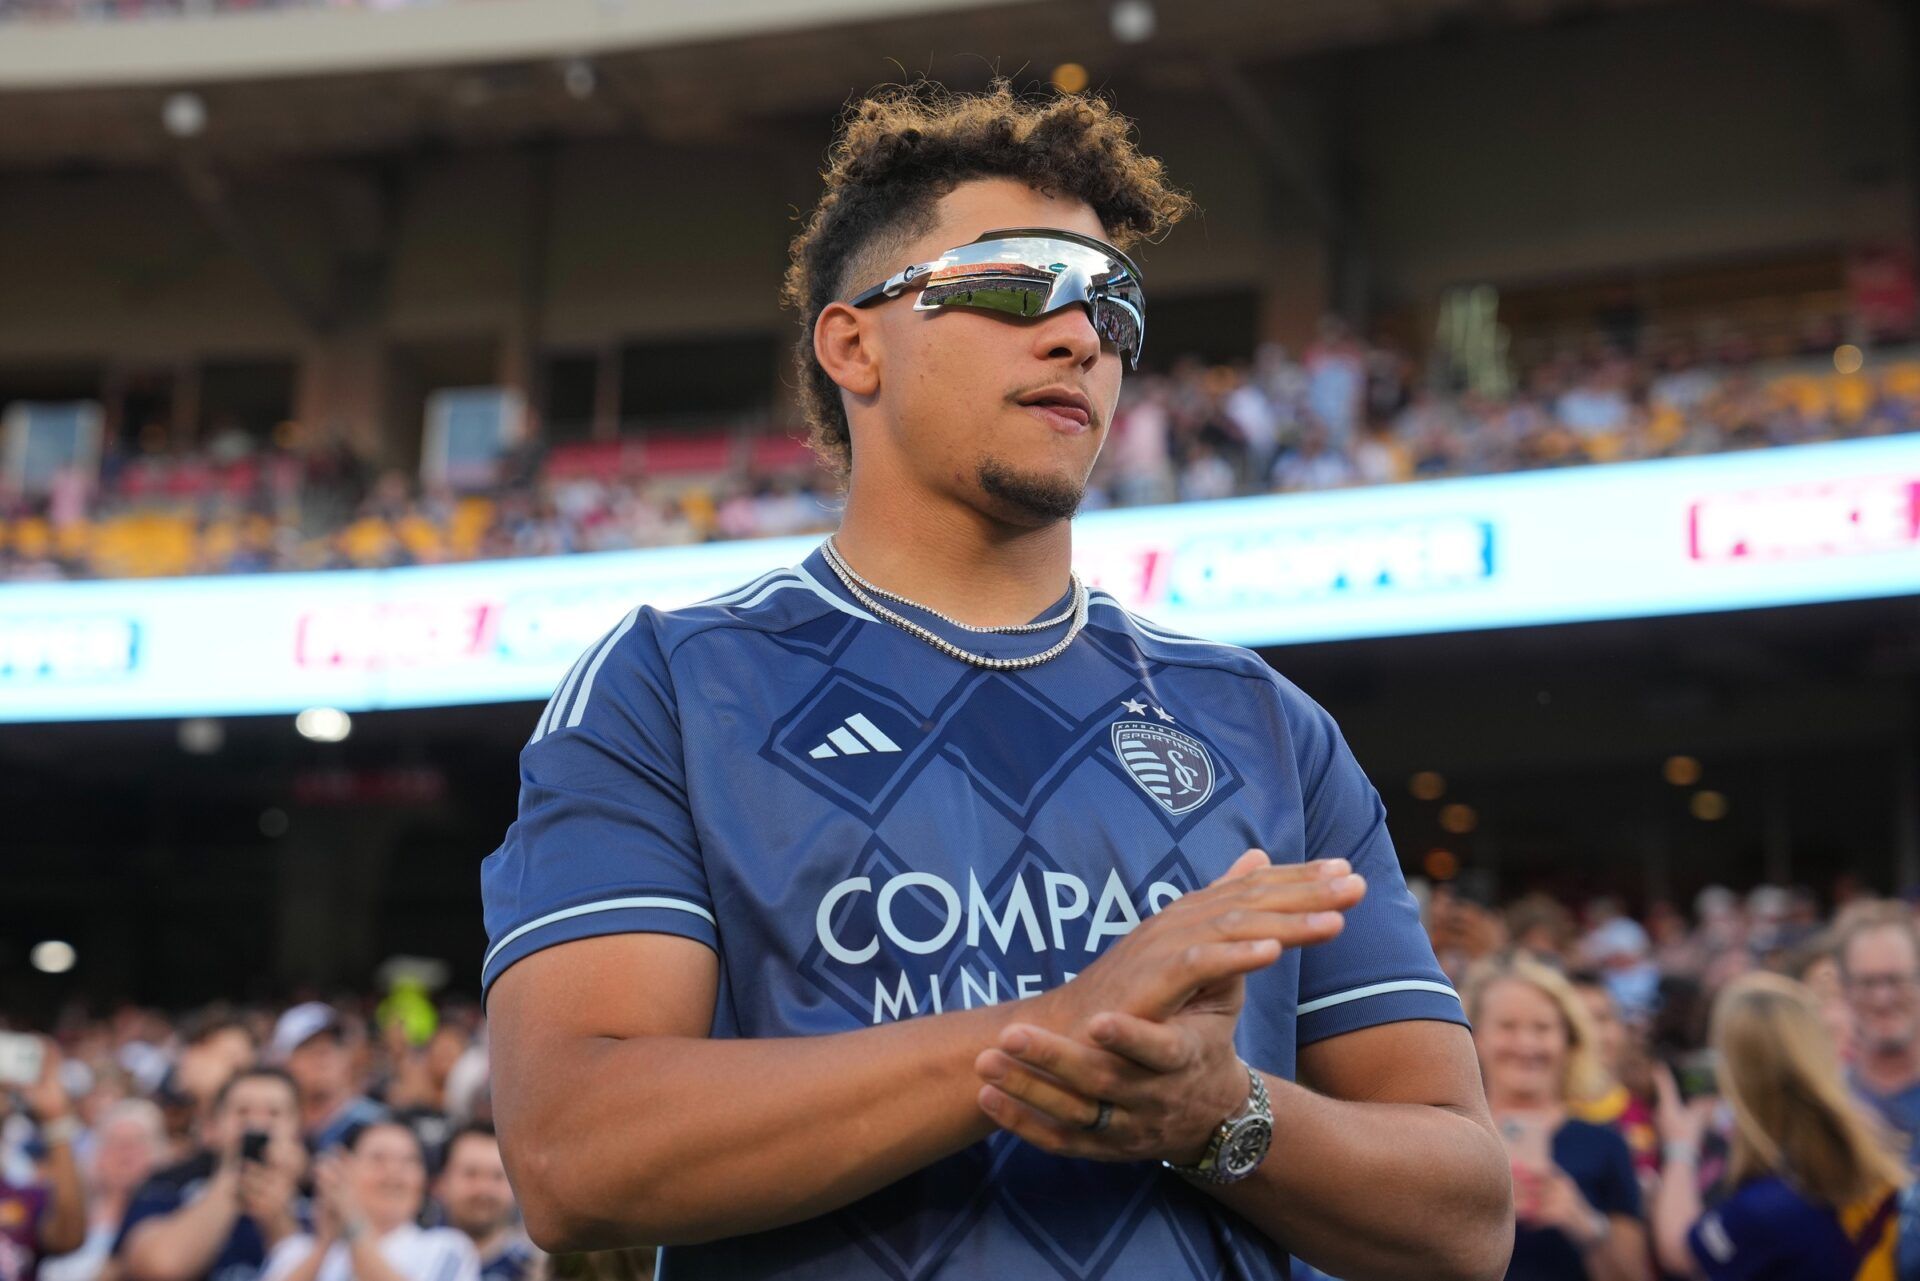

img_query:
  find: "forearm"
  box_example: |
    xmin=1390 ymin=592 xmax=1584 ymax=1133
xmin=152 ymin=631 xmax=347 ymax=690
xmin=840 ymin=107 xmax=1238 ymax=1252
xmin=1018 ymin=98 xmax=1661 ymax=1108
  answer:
xmin=1203 ymin=1072 xmax=1512 ymax=1281
xmin=1650 ymin=1157 xmax=1704 ymax=1278
xmin=500 ymin=1001 xmax=1027 ymax=1250
xmin=39 ymin=1142 xmax=87 ymax=1254
xmin=124 ymin=1183 xmax=241 ymax=1281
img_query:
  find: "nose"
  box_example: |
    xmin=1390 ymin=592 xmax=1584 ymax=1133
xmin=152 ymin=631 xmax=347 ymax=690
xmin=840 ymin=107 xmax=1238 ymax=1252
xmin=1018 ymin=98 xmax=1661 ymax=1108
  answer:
xmin=1029 ymin=298 xmax=1103 ymax=370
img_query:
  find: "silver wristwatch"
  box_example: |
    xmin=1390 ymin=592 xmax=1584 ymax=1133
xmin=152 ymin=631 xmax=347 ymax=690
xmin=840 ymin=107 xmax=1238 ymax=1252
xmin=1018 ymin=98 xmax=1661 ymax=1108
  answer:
xmin=1164 ymin=1061 xmax=1273 ymax=1184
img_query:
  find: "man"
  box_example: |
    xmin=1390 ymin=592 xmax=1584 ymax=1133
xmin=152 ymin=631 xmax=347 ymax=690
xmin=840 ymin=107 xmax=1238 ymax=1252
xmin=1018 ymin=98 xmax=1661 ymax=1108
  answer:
xmin=1839 ymin=902 xmax=1920 ymax=1163
xmin=269 ymin=1006 xmax=384 ymax=1154
xmin=0 ymin=1038 xmax=87 ymax=1281
xmin=169 ymin=1016 xmax=260 ymax=1130
xmin=118 ymin=1068 xmax=307 ymax=1281
xmin=483 ymin=83 xmax=1511 ymax=1280
xmin=433 ymin=1125 xmax=540 ymax=1281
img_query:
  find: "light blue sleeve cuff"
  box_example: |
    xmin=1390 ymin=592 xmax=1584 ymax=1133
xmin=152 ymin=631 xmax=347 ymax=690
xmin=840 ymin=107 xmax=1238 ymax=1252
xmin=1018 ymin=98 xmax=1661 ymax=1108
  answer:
xmin=1297 ymin=979 xmax=1468 ymax=1046
xmin=481 ymin=896 xmax=719 ymax=1001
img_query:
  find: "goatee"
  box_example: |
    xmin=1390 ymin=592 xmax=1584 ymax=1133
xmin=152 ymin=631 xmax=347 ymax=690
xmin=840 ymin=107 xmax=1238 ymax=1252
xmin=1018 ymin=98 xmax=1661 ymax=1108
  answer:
xmin=976 ymin=459 xmax=1083 ymax=523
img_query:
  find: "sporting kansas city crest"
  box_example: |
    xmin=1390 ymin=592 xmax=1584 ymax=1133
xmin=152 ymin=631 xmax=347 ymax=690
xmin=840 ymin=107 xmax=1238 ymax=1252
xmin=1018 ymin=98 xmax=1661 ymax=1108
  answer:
xmin=1111 ymin=720 xmax=1216 ymax=816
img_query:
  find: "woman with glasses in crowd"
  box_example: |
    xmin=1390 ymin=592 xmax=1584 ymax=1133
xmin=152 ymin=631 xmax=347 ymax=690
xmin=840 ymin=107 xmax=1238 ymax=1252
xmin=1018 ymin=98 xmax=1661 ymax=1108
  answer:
xmin=1466 ymin=954 xmax=1650 ymax=1281
xmin=1651 ymin=971 xmax=1906 ymax=1280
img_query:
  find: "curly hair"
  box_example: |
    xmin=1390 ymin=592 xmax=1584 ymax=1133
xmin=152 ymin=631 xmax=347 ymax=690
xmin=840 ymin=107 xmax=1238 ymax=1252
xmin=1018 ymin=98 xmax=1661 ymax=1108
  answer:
xmin=780 ymin=80 xmax=1194 ymax=475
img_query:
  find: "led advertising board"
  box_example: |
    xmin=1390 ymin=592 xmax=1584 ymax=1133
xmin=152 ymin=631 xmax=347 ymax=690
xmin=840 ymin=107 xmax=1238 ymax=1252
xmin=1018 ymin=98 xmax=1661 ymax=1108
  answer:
xmin=2 ymin=435 xmax=1915 ymax=723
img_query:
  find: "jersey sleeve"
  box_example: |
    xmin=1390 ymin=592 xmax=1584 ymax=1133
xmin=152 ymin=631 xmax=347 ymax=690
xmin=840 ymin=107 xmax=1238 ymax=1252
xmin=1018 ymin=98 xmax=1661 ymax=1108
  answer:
xmin=1689 ymin=1197 xmax=1772 ymax=1281
xmin=480 ymin=607 xmax=716 ymax=1000
xmin=1281 ymin=681 xmax=1467 ymax=1045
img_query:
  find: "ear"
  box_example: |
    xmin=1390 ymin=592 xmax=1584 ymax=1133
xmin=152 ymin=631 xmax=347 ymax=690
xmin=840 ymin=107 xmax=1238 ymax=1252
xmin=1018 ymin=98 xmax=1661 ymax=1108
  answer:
xmin=813 ymin=301 xmax=882 ymax=400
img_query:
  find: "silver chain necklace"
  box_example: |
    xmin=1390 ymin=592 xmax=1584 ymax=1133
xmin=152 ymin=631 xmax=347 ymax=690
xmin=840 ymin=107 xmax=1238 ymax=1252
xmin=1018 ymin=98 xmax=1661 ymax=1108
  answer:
xmin=821 ymin=537 xmax=1088 ymax=672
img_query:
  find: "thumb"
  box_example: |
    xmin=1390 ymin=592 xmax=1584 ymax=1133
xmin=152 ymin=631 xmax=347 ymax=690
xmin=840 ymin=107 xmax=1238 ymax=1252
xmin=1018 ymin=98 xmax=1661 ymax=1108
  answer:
xmin=1212 ymin=848 xmax=1272 ymax=886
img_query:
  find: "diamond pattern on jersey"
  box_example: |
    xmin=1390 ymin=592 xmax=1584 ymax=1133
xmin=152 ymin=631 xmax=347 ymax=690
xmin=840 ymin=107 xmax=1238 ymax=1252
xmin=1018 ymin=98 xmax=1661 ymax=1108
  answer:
xmin=933 ymin=676 xmax=1084 ymax=822
xmin=996 ymin=1154 xmax=1166 ymax=1281
xmin=837 ymin=1133 xmax=1025 ymax=1281
xmin=762 ymin=673 xmax=930 ymax=815
xmin=760 ymin=625 xmax=1258 ymax=1280
xmin=764 ymin=610 xmax=863 ymax=663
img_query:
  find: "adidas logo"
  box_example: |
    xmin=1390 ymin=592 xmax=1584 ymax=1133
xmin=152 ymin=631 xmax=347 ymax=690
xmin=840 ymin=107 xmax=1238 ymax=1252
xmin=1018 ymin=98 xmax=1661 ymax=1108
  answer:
xmin=807 ymin=712 xmax=902 ymax=759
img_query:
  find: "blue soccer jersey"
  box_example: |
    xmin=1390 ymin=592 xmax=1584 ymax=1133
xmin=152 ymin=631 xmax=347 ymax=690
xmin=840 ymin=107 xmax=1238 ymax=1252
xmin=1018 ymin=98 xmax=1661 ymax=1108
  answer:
xmin=481 ymin=545 xmax=1465 ymax=1281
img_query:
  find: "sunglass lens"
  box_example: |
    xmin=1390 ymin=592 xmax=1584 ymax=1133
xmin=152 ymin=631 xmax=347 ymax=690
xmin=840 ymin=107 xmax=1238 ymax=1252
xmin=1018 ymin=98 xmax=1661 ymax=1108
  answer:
xmin=919 ymin=277 xmax=1051 ymax=317
xmin=1092 ymin=298 xmax=1143 ymax=365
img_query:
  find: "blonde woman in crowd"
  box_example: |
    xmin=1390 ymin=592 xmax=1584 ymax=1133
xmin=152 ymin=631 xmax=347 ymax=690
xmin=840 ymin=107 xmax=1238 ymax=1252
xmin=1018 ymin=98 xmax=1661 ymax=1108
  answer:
xmin=1651 ymin=971 xmax=1906 ymax=1280
xmin=1466 ymin=954 xmax=1650 ymax=1281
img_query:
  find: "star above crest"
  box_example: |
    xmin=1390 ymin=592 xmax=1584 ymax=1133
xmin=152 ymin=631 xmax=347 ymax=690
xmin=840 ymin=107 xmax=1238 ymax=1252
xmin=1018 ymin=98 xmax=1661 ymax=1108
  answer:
xmin=1152 ymin=705 xmax=1175 ymax=723
xmin=1121 ymin=698 xmax=1147 ymax=715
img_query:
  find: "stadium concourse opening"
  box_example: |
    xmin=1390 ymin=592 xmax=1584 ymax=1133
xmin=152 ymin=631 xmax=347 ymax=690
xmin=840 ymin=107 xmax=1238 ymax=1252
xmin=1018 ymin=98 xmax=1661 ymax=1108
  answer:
xmin=2 ymin=593 xmax=1916 ymax=1014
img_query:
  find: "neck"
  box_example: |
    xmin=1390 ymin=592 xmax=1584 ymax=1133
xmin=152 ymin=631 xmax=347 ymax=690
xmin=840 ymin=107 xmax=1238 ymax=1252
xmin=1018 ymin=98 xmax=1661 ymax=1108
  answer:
xmin=834 ymin=480 xmax=1074 ymax=628
xmin=1858 ymin=1042 xmax=1920 ymax=1092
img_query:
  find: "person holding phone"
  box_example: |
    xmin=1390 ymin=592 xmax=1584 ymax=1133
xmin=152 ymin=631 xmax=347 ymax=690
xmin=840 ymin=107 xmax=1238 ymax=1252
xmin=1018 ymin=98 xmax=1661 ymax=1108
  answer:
xmin=116 ymin=1068 xmax=307 ymax=1281
xmin=1466 ymin=955 xmax=1649 ymax=1281
xmin=1649 ymin=972 xmax=1906 ymax=1280
xmin=0 ymin=1035 xmax=88 ymax=1281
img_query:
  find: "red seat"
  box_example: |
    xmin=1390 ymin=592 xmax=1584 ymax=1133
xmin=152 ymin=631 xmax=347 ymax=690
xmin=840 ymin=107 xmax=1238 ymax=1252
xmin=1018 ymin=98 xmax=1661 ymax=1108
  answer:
xmin=747 ymin=432 xmax=816 ymax=472
xmin=545 ymin=440 xmax=624 ymax=480
xmin=641 ymin=432 xmax=735 ymax=474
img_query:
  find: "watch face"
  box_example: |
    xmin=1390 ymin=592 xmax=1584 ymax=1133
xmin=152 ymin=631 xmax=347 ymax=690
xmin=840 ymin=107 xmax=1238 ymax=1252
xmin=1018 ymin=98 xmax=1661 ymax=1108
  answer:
xmin=1219 ymin=1117 xmax=1273 ymax=1177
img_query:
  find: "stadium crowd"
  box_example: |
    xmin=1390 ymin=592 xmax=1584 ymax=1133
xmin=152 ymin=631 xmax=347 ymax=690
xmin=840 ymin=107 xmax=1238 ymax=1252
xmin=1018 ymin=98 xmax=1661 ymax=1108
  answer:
xmin=0 ymin=988 xmax=590 ymax=1281
xmin=5 ymin=879 xmax=1920 ymax=1280
xmin=4 ymin=320 xmax=1918 ymax=583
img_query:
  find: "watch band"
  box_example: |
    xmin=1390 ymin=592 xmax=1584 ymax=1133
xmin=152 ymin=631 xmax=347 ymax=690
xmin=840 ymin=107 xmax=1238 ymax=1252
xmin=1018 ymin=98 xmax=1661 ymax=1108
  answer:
xmin=1163 ymin=1061 xmax=1273 ymax=1184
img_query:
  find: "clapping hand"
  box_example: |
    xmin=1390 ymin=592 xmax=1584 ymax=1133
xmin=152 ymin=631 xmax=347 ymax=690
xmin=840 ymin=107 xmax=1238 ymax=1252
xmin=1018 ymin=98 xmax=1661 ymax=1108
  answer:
xmin=311 ymin=1154 xmax=368 ymax=1244
xmin=23 ymin=1039 xmax=72 ymax=1124
xmin=974 ymin=849 xmax=1366 ymax=1164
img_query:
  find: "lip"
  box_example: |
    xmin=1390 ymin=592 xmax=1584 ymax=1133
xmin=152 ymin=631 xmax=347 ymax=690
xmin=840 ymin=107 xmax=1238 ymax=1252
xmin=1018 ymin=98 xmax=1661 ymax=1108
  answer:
xmin=1016 ymin=387 xmax=1094 ymax=433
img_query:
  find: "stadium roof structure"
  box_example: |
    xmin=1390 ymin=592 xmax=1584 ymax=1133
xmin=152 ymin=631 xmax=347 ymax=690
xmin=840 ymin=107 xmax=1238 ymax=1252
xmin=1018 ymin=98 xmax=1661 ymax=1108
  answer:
xmin=0 ymin=0 xmax=1706 ymax=167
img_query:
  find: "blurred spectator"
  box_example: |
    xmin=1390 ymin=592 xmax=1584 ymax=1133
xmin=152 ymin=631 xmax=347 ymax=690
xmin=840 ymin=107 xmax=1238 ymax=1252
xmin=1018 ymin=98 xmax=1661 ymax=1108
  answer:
xmin=1580 ymin=909 xmax=1662 ymax=1021
xmin=0 ymin=1039 xmax=88 ymax=1281
xmin=1837 ymin=904 xmax=1920 ymax=1164
xmin=6 ymin=323 xmax=1919 ymax=584
xmin=1649 ymin=973 xmax=1906 ymax=1279
xmin=432 ymin=1126 xmax=539 ymax=1281
xmin=1465 ymin=955 xmax=1649 ymax=1281
xmin=269 ymin=1008 xmax=384 ymax=1155
xmin=117 ymin=1068 xmax=306 ymax=1281
xmin=168 ymin=1020 xmax=259 ymax=1132
xmin=1564 ymin=973 xmax=1659 ymax=1184
xmin=41 ymin=1100 xmax=166 ymax=1281
xmin=1303 ymin=315 xmax=1368 ymax=444
xmin=1506 ymin=895 xmax=1577 ymax=965
xmin=261 ymin=1123 xmax=476 ymax=1281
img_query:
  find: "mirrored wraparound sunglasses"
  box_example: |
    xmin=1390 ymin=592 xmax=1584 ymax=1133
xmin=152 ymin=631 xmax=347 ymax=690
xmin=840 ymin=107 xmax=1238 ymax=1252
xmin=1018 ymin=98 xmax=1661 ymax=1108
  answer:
xmin=846 ymin=227 xmax=1147 ymax=369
